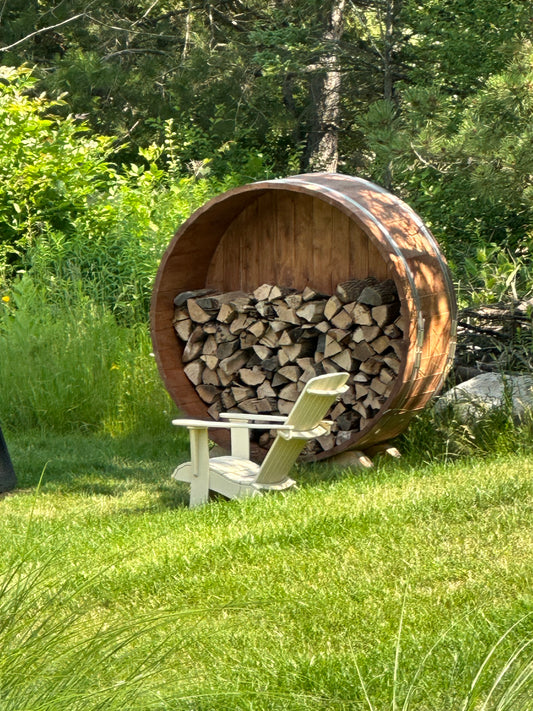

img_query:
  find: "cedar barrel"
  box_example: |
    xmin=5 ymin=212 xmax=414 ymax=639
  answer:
xmin=150 ymin=173 xmax=457 ymax=460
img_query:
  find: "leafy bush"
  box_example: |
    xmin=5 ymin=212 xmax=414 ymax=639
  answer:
xmin=0 ymin=66 xmax=241 ymax=324
xmin=0 ymin=66 xmax=116 ymax=274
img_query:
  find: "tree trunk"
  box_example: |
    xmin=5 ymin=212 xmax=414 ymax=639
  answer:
xmin=300 ymin=0 xmax=345 ymax=173
xmin=0 ymin=426 xmax=16 ymax=493
xmin=381 ymin=0 xmax=402 ymax=189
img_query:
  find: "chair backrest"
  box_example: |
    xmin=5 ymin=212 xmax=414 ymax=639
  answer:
xmin=256 ymin=372 xmax=349 ymax=485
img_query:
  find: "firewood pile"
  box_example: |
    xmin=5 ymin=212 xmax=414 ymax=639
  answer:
xmin=173 ymin=278 xmax=405 ymax=455
xmin=454 ymin=300 xmax=533 ymax=381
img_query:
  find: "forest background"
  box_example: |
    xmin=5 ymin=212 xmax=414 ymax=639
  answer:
xmin=1 ymin=0 xmax=533 ymax=436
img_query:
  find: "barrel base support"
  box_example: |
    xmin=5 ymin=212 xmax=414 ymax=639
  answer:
xmin=328 ymin=449 xmax=374 ymax=469
xmin=365 ymin=443 xmax=402 ymax=460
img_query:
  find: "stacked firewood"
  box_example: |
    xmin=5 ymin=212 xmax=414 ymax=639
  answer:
xmin=172 ymin=278 xmax=405 ymax=454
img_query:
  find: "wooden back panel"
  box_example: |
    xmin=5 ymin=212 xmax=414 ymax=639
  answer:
xmin=206 ymin=192 xmax=390 ymax=293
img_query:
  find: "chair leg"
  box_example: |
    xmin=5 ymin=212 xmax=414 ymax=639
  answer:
xmin=188 ymin=428 xmax=210 ymax=508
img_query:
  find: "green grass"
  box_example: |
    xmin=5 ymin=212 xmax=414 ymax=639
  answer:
xmin=1 ymin=429 xmax=533 ymax=709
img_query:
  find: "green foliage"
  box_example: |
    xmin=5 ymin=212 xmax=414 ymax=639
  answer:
xmin=0 ymin=275 xmax=176 ymax=434
xmin=0 ymin=66 xmax=116 ymax=275
xmin=0 ymin=67 xmax=241 ymax=322
xmin=358 ymin=41 xmax=533 ymax=301
xmin=399 ymin=391 xmax=533 ymax=465
xmin=400 ymin=0 xmax=530 ymax=94
xmin=0 ymin=533 xmax=190 ymax=710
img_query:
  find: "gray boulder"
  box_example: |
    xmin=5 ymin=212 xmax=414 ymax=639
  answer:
xmin=435 ymin=373 xmax=533 ymax=423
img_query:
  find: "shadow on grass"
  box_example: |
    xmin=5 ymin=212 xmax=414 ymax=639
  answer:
xmin=5 ymin=428 xmax=192 ymax=508
xmin=5 ymin=427 xmax=398 ymax=512
xmin=9 ymin=418 xmax=471 ymax=514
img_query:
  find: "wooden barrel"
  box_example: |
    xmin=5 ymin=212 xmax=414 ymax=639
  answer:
xmin=150 ymin=173 xmax=457 ymax=460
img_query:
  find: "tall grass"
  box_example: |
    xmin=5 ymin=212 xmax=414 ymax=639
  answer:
xmin=398 ymin=393 xmax=533 ymax=465
xmin=0 ymin=526 xmax=196 ymax=709
xmin=0 ymin=275 xmax=177 ymax=435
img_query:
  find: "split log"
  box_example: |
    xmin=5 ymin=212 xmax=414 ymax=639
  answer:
xmin=217 ymin=302 xmax=238 ymax=323
xmin=350 ymin=341 xmax=375 ymax=362
xmin=383 ymin=354 xmax=401 ymax=374
xmin=202 ymin=368 xmax=220 ymax=387
xmin=278 ymin=382 xmax=301 ymax=401
xmin=370 ymin=335 xmax=391 ymax=354
xmin=239 ymin=367 xmax=266 ymax=387
xmin=274 ymin=303 xmax=301 ymax=324
xmin=174 ymin=288 xmax=214 ymax=307
xmin=232 ymin=386 xmax=256 ymax=403
xmin=230 ymin=314 xmax=254 ymax=334
xmin=346 ymin=302 xmax=373 ymax=325
xmin=183 ymin=361 xmax=204 ymax=385
xmin=372 ymin=302 xmax=401 ymax=328
xmin=278 ymin=365 xmax=301 ymax=382
xmin=330 ymin=308 xmax=355 ymax=330
xmin=182 ymin=338 xmax=204 ymax=363
xmin=253 ymin=283 xmax=274 ymax=301
xmin=219 ymin=351 xmax=249 ymax=375
xmin=217 ymin=339 xmax=240 ymax=360
xmin=196 ymin=384 xmax=219 ymax=404
xmin=383 ymin=323 xmax=403 ymax=339
xmin=330 ymin=349 xmax=352 ymax=371
xmin=358 ymin=279 xmax=397 ymax=306
xmin=285 ymin=293 xmax=303 ymax=310
xmin=324 ymin=295 xmax=343 ymax=321
xmin=174 ymin=317 xmax=193 ymax=342
xmin=239 ymin=397 xmax=276 ymax=414
xmin=200 ymin=354 xmax=218 ymax=370
xmin=187 ymin=298 xmax=213 ymax=324
xmin=336 ymin=277 xmax=378 ymax=303
xmin=296 ymin=301 xmax=326 ymax=323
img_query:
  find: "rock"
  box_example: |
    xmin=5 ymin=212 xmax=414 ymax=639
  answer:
xmin=435 ymin=373 xmax=533 ymax=422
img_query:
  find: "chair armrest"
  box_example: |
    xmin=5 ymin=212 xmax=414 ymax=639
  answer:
xmin=307 ymin=385 xmax=350 ymax=396
xmin=278 ymin=419 xmax=333 ymax=441
xmin=172 ymin=418 xmax=293 ymax=461
xmin=219 ymin=412 xmax=287 ymax=423
xmin=172 ymin=419 xmax=292 ymax=431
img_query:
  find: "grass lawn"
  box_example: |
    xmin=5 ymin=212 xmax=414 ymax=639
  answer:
xmin=1 ymin=428 xmax=533 ymax=710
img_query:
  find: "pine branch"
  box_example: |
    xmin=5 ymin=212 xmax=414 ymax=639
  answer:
xmin=0 ymin=13 xmax=86 ymax=52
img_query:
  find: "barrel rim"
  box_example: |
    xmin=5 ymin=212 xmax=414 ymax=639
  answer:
xmin=150 ymin=173 xmax=456 ymax=459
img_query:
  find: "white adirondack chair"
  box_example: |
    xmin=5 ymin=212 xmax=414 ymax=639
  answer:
xmin=172 ymin=372 xmax=349 ymax=507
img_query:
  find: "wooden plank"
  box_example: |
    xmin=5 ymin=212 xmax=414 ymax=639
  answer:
xmin=331 ymin=207 xmax=352 ymax=287
xmin=217 ymin=206 xmax=244 ymax=292
xmin=293 ymin=194 xmax=315 ymax=289
xmin=348 ymin=219 xmax=369 ymax=280
xmin=367 ymin=236 xmax=389 ymax=281
xmin=312 ymin=199 xmax=333 ymax=293
xmin=242 ymin=195 xmax=261 ymax=289
xmin=276 ymin=192 xmax=296 ymax=287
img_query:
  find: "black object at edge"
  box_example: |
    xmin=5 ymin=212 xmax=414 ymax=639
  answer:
xmin=0 ymin=425 xmax=17 ymax=493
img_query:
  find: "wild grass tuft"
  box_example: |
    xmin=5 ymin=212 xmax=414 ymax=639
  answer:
xmin=398 ymin=393 xmax=533 ymax=466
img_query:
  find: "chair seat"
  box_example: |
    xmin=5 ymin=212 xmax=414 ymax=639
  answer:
xmin=208 ymin=456 xmax=260 ymax=482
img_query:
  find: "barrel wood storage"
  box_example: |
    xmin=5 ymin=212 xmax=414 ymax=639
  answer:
xmin=151 ymin=173 xmax=457 ymax=461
